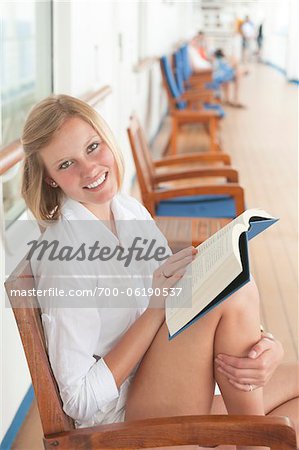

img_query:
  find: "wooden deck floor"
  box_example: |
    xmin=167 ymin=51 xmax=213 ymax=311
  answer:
xmin=10 ymin=63 xmax=298 ymax=449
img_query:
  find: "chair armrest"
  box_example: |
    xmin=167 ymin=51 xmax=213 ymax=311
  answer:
xmin=188 ymin=80 xmax=211 ymax=90
xmin=169 ymin=92 xmax=213 ymax=107
xmin=180 ymin=90 xmax=212 ymax=102
xmin=191 ymin=68 xmax=213 ymax=76
xmin=188 ymin=76 xmax=212 ymax=85
xmin=150 ymin=183 xmax=245 ymax=216
xmin=44 ymin=415 xmax=297 ymax=449
xmin=153 ymin=153 xmax=231 ymax=167
xmin=172 ymin=109 xmax=219 ymax=123
xmin=154 ymin=166 xmax=239 ymax=183
xmin=189 ymin=71 xmax=212 ymax=81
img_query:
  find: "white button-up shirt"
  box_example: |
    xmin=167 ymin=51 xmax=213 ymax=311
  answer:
xmin=30 ymin=194 xmax=170 ymax=427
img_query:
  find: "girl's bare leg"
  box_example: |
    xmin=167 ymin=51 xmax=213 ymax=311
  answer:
xmin=232 ymin=75 xmax=240 ymax=105
xmin=222 ymin=83 xmax=230 ymax=103
xmin=125 ymin=280 xmax=264 ymax=449
xmin=212 ymin=361 xmax=299 ymax=439
xmin=264 ymin=362 xmax=299 ymax=438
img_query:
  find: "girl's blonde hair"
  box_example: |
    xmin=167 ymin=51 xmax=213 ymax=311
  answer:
xmin=21 ymin=94 xmax=124 ymax=221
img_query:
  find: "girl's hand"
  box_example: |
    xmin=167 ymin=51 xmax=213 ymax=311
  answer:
xmin=215 ymin=332 xmax=284 ymax=391
xmin=149 ymin=246 xmax=198 ymax=309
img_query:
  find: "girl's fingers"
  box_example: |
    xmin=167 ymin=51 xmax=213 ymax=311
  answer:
xmin=161 ymin=248 xmax=197 ymax=278
xmin=215 ymin=354 xmax=263 ymax=370
xmin=168 ymin=254 xmax=194 ymax=273
xmin=163 ymin=268 xmax=188 ymax=288
xmin=215 ymin=360 xmax=260 ymax=378
xmin=167 ymin=246 xmax=197 ymax=264
xmin=215 ymin=361 xmax=261 ymax=380
xmin=227 ymin=379 xmax=259 ymax=392
xmin=216 ymin=366 xmax=261 ymax=385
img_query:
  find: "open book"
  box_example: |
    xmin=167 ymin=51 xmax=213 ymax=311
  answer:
xmin=165 ymin=209 xmax=278 ymax=339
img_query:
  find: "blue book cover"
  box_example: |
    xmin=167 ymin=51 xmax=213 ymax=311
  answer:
xmin=167 ymin=212 xmax=278 ymax=340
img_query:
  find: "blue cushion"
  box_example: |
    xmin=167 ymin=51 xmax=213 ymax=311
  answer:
xmin=174 ymin=50 xmax=185 ymax=95
xmin=180 ymin=45 xmax=192 ymax=81
xmin=204 ymin=103 xmax=225 ymax=119
xmin=156 ymin=195 xmax=236 ymax=218
xmin=205 ymin=81 xmax=221 ymax=90
xmin=161 ymin=56 xmax=186 ymax=110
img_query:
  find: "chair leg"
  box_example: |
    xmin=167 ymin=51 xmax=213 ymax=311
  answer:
xmin=144 ymin=196 xmax=156 ymax=217
xmin=234 ymin=189 xmax=246 ymax=215
xmin=209 ymin=116 xmax=218 ymax=152
xmin=170 ymin=116 xmax=178 ymax=155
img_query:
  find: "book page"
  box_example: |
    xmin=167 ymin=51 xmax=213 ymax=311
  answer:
xmin=166 ymin=219 xmax=245 ymax=313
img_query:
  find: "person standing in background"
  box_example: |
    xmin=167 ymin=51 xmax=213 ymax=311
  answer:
xmin=241 ymin=16 xmax=255 ymax=63
xmin=256 ymin=23 xmax=264 ymax=62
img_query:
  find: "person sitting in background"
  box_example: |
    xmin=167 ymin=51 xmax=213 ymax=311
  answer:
xmin=189 ymin=35 xmax=246 ymax=108
xmin=213 ymin=48 xmax=246 ymax=108
xmin=195 ymin=30 xmax=211 ymax=63
xmin=188 ymin=42 xmax=212 ymax=71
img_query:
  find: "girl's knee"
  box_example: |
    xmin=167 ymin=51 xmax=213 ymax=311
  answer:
xmin=241 ymin=277 xmax=260 ymax=303
xmin=221 ymin=279 xmax=260 ymax=318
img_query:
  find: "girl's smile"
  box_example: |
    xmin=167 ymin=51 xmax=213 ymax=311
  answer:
xmin=83 ymin=171 xmax=108 ymax=190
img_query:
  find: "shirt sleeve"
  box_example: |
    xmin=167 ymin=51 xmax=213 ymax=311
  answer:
xmin=31 ymin=222 xmax=120 ymax=422
xmin=41 ymin=307 xmax=119 ymax=422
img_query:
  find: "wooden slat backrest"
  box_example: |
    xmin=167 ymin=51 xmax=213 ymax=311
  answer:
xmin=127 ymin=115 xmax=156 ymax=213
xmin=159 ymin=57 xmax=177 ymax=112
xmin=129 ymin=114 xmax=156 ymax=179
xmin=5 ymin=256 xmax=75 ymax=435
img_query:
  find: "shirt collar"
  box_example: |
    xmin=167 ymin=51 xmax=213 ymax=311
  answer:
xmin=110 ymin=194 xmax=137 ymax=221
xmin=61 ymin=194 xmax=137 ymax=221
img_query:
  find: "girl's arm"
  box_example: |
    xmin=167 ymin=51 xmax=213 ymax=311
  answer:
xmin=104 ymin=246 xmax=197 ymax=388
xmin=104 ymin=308 xmax=165 ymax=388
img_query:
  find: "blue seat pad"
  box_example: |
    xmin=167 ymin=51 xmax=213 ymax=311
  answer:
xmin=205 ymin=81 xmax=221 ymax=90
xmin=156 ymin=195 xmax=236 ymax=218
xmin=204 ymin=103 xmax=225 ymax=118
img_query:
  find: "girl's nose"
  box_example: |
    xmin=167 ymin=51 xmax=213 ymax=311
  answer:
xmin=80 ymin=160 xmax=99 ymax=179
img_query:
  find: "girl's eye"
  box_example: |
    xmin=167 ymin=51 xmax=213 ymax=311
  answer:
xmin=87 ymin=142 xmax=99 ymax=153
xmin=58 ymin=142 xmax=100 ymax=170
xmin=59 ymin=160 xmax=73 ymax=170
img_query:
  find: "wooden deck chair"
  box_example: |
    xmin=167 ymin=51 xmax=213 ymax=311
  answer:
xmin=4 ymin=258 xmax=297 ymax=450
xmin=127 ymin=113 xmax=245 ymax=222
xmin=160 ymin=55 xmax=222 ymax=154
xmin=174 ymin=47 xmax=225 ymax=119
xmin=127 ymin=113 xmax=239 ymax=248
xmin=128 ymin=114 xmax=237 ymax=185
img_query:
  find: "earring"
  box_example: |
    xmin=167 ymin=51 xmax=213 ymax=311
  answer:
xmin=50 ymin=180 xmax=58 ymax=188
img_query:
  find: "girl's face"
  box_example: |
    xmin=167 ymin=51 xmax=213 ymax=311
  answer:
xmin=40 ymin=117 xmax=118 ymax=217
